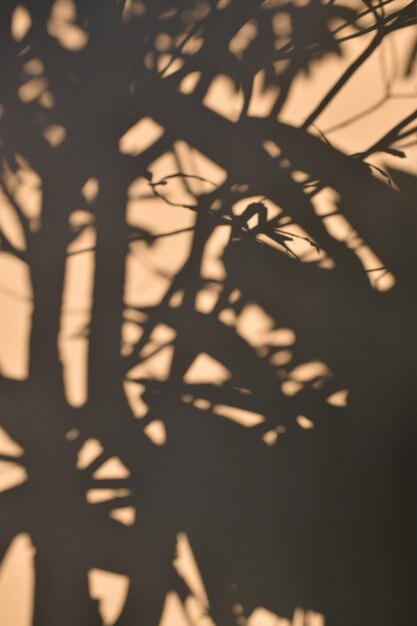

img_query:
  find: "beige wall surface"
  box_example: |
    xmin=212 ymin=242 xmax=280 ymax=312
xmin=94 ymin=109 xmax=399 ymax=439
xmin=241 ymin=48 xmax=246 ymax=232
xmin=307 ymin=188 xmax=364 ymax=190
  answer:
xmin=0 ymin=1 xmax=416 ymax=625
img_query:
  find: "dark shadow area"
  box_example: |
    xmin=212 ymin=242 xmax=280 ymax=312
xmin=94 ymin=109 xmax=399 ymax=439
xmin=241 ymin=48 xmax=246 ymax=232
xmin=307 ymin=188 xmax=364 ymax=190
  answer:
xmin=0 ymin=1 xmax=416 ymax=625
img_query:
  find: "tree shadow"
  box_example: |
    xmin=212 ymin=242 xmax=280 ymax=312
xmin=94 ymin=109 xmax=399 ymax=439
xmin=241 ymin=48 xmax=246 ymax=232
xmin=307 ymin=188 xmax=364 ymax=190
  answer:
xmin=0 ymin=1 xmax=416 ymax=625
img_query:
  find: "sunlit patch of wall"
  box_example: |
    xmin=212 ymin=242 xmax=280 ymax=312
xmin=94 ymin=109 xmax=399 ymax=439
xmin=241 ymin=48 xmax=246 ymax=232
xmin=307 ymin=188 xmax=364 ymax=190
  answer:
xmin=47 ymin=0 xmax=89 ymax=51
xmin=59 ymin=211 xmax=96 ymax=407
xmin=0 ymin=254 xmax=32 ymax=379
xmin=203 ymin=75 xmax=245 ymax=122
xmin=279 ymin=0 xmax=417 ymax=175
xmin=11 ymin=5 xmax=32 ymax=42
xmin=0 ymin=534 xmax=35 ymax=626
xmin=17 ymin=51 xmax=56 ymax=109
xmin=0 ymin=425 xmax=27 ymax=493
xmin=122 ymin=125 xmax=229 ymax=440
xmin=124 ymin=153 xmax=195 ymax=309
xmin=75 ymin=435 xmax=135 ymax=527
xmin=0 ymin=155 xmax=41 ymax=379
xmin=248 ymin=606 xmax=325 ymax=626
xmin=88 ymin=569 xmax=130 ymax=625
xmin=311 ymin=187 xmax=396 ymax=291
xmin=159 ymin=533 xmax=216 ymax=626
